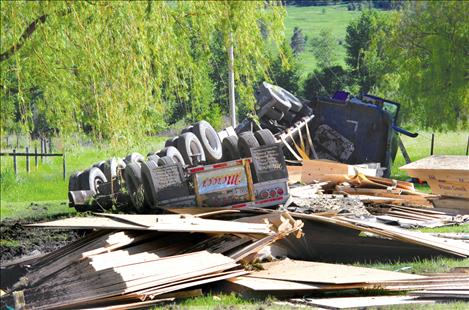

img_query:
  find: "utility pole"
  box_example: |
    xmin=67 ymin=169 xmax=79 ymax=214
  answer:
xmin=228 ymin=32 xmax=236 ymax=127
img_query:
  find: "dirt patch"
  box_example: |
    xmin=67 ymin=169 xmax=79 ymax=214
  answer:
xmin=0 ymin=215 xmax=88 ymax=264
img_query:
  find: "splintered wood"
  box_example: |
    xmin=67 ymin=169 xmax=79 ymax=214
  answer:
xmin=3 ymin=212 xmax=302 ymax=309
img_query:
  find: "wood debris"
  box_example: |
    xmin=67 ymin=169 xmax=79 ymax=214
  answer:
xmin=2 ymin=212 xmax=302 ymax=309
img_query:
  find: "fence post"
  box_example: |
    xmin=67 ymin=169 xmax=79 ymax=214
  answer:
xmin=63 ymin=153 xmax=66 ymax=181
xmin=41 ymin=138 xmax=44 ymax=164
xmin=430 ymin=133 xmax=435 ymax=155
xmin=35 ymin=145 xmax=38 ymax=169
xmin=466 ymin=136 xmax=469 ymax=156
xmin=13 ymin=148 xmax=17 ymax=177
xmin=26 ymin=146 xmax=30 ymax=174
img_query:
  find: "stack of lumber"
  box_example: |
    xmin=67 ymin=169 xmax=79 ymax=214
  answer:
xmin=225 ymin=260 xmax=469 ymax=307
xmin=286 ymin=159 xmax=468 ymax=228
xmin=287 ymin=160 xmax=384 ymax=185
xmin=3 ymin=212 xmax=303 ymax=309
xmin=401 ymin=155 xmax=469 ymax=211
xmin=375 ymin=205 xmax=468 ymax=228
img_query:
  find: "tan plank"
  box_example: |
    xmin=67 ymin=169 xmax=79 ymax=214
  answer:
xmin=290 ymin=296 xmax=434 ymax=309
xmin=246 ymin=260 xmax=424 ymax=284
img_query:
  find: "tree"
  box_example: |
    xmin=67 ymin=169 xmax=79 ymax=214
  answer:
xmin=310 ymin=28 xmax=338 ymax=69
xmin=0 ymin=2 xmax=286 ymax=145
xmin=269 ymin=42 xmax=300 ymax=94
xmin=302 ymin=65 xmax=349 ymax=99
xmin=290 ymin=27 xmax=306 ymax=55
xmin=379 ymin=1 xmax=469 ymax=129
xmin=345 ymin=10 xmax=393 ymax=93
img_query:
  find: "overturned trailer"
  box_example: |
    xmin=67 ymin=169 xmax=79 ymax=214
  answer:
xmin=68 ymin=82 xmax=416 ymax=212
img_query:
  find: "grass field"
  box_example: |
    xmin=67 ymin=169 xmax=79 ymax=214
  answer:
xmin=0 ymin=136 xmax=166 ymax=218
xmin=391 ymin=130 xmax=469 ymax=179
xmin=285 ymin=4 xmax=363 ymax=77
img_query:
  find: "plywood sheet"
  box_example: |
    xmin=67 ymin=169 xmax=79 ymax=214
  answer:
xmin=247 ymin=259 xmax=424 ymax=284
xmin=28 ymin=215 xmax=273 ymax=234
xmin=290 ymin=296 xmax=434 ymax=309
xmin=401 ymin=155 xmax=469 ymax=171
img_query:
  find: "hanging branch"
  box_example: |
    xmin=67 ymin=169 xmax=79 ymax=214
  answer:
xmin=0 ymin=14 xmax=48 ymax=62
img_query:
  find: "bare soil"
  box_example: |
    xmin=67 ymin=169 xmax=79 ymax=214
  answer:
xmin=0 ymin=215 xmax=88 ymax=264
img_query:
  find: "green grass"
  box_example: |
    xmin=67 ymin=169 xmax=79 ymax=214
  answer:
xmin=0 ymin=136 xmax=166 ymax=219
xmin=358 ymin=256 xmax=469 ymax=275
xmin=417 ymin=224 xmax=469 ymax=234
xmin=285 ymin=4 xmax=363 ymax=77
xmin=391 ymin=130 xmax=469 ymax=180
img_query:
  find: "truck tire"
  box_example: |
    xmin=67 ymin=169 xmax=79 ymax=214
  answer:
xmin=157 ymin=146 xmax=185 ymax=166
xmin=221 ymin=135 xmax=240 ymax=161
xmin=164 ymin=136 xmax=179 ymax=148
xmin=282 ymin=111 xmax=297 ymax=125
xmin=181 ymin=125 xmax=194 ymax=134
xmin=92 ymin=160 xmax=106 ymax=169
xmin=254 ymin=129 xmax=277 ymax=146
xmin=124 ymin=163 xmax=146 ymax=213
xmin=124 ymin=152 xmax=145 ymax=165
xmin=147 ymin=154 xmax=160 ymax=163
xmin=263 ymin=107 xmax=284 ymax=121
xmin=69 ymin=172 xmax=81 ymax=191
xmin=298 ymin=104 xmax=313 ymax=117
xmin=177 ymin=132 xmax=206 ymax=165
xmin=157 ymin=156 xmax=174 ymax=166
xmin=281 ymin=88 xmax=303 ymax=112
xmin=193 ymin=120 xmax=222 ymax=163
xmin=78 ymin=167 xmax=107 ymax=193
xmin=141 ymin=160 xmax=158 ymax=207
xmin=238 ymin=132 xmax=260 ymax=158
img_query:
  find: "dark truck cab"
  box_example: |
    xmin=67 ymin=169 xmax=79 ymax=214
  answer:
xmin=308 ymin=92 xmax=417 ymax=177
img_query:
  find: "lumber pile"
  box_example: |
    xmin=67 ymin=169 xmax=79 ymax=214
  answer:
xmin=225 ymin=259 xmax=469 ymax=306
xmin=287 ymin=159 xmax=468 ymax=228
xmin=2 ymin=212 xmax=303 ymax=309
xmin=401 ymin=155 xmax=469 ymax=211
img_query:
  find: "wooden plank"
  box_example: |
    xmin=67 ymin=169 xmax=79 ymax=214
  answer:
xmin=401 ymin=155 xmax=469 ymax=171
xmin=23 ymin=251 xmax=238 ymax=309
xmin=225 ymin=276 xmax=368 ymax=291
xmin=290 ymin=296 xmax=434 ymax=309
xmin=287 ymin=165 xmax=302 ymax=184
xmin=409 ymin=290 xmax=469 ymax=299
xmin=28 ymin=215 xmax=273 ymax=235
xmin=431 ymin=197 xmax=469 ymax=212
xmin=246 ymin=260 xmax=424 ymax=284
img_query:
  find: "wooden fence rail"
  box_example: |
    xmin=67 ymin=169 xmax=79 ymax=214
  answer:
xmin=0 ymin=149 xmax=66 ymax=180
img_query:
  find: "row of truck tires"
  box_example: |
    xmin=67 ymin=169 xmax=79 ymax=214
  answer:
xmin=69 ymin=120 xmax=277 ymax=213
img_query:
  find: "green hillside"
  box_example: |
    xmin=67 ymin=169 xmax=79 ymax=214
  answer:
xmin=285 ymin=4 xmax=361 ymax=77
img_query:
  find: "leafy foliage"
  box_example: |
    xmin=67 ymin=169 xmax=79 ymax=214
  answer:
xmin=310 ymin=28 xmax=338 ymax=69
xmin=380 ymin=1 xmax=469 ymax=130
xmin=344 ymin=9 xmax=393 ymax=93
xmin=290 ymin=26 xmax=306 ymax=54
xmin=302 ymin=65 xmax=349 ymax=99
xmin=269 ymin=42 xmax=301 ymax=94
xmin=0 ymin=1 xmax=286 ymax=145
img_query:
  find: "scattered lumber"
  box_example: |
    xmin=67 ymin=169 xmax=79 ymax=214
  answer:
xmin=3 ymin=212 xmax=302 ymax=309
xmin=375 ymin=205 xmax=468 ymax=228
xmin=288 ymin=296 xmax=435 ymax=309
xmin=288 ymin=160 xmax=384 ymax=185
xmin=27 ymin=213 xmax=274 ymax=235
xmin=244 ymin=259 xmax=424 ymax=284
